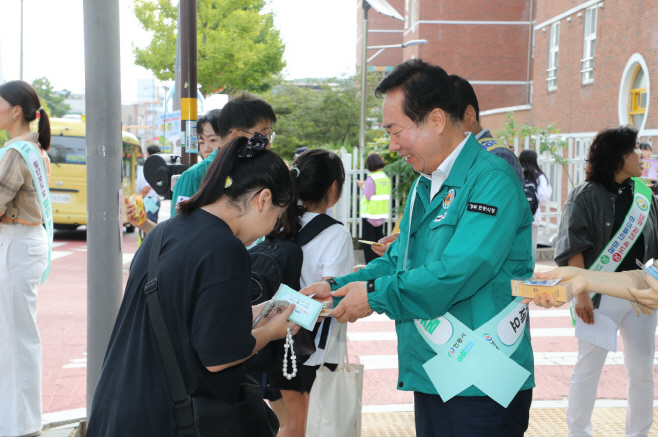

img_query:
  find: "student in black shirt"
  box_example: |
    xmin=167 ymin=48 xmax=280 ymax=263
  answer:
xmin=87 ymin=134 xmax=299 ymax=437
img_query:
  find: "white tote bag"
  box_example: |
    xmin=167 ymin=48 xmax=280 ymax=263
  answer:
xmin=306 ymin=322 xmax=364 ymax=437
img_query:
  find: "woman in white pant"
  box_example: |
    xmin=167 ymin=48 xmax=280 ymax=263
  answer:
xmin=0 ymin=81 xmax=52 ymax=437
xmin=554 ymin=125 xmax=658 ymax=437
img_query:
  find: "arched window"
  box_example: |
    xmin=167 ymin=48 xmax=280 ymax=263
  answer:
xmin=618 ymin=54 xmax=650 ymax=132
xmin=629 ymin=67 xmax=648 ymax=128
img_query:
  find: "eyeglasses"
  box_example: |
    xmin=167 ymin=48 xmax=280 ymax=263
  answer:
xmin=238 ymin=129 xmax=275 ymax=143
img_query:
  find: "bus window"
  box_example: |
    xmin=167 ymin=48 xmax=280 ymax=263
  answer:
xmin=122 ymin=142 xmax=132 ymax=180
xmin=48 ymin=136 xmax=86 ymax=164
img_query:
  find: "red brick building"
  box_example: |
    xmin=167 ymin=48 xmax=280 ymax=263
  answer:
xmin=358 ymin=0 xmax=535 ymax=112
xmin=359 ymin=0 xmax=657 ymax=139
xmin=528 ymin=0 xmax=657 ymax=139
xmin=357 ymin=0 xmax=658 ymax=244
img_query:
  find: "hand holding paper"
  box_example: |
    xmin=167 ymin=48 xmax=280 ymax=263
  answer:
xmin=273 ymin=284 xmax=323 ymax=331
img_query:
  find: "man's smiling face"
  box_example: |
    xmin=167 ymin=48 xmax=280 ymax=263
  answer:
xmin=382 ymin=88 xmax=443 ymax=175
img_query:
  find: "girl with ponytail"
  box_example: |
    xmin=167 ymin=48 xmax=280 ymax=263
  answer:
xmin=269 ymin=148 xmax=352 ymax=437
xmin=86 ymin=134 xmax=300 ymax=437
xmin=0 ymin=80 xmax=52 ymax=436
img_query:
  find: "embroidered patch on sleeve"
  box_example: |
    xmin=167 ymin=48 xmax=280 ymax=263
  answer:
xmin=467 ymin=202 xmax=498 ymax=216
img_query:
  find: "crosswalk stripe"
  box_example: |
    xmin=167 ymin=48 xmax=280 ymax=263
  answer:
xmin=356 ymin=309 xmax=573 ymax=324
xmin=362 ymin=400 xmax=658 ymax=413
xmin=357 ymin=352 xmax=658 ymax=370
xmin=51 ymin=251 xmax=73 ymax=261
xmin=348 ymin=327 xmax=658 ymax=341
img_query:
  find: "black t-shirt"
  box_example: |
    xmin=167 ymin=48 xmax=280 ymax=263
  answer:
xmin=87 ymin=209 xmax=256 ymax=437
xmin=604 ymin=178 xmax=645 ymax=272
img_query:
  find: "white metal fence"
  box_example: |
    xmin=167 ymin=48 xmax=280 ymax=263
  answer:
xmin=333 ymin=135 xmax=596 ymax=246
xmin=509 ymin=135 xmax=594 ymax=246
xmin=333 ymin=148 xmax=401 ymax=239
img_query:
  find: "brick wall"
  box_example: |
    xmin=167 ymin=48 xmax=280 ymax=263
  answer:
xmin=356 ymin=0 xmax=534 ymax=111
xmin=356 ymin=0 xmax=405 ymax=69
xmin=532 ymin=0 xmax=658 ymax=133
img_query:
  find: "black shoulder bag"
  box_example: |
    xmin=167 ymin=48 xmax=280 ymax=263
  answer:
xmin=144 ymin=220 xmax=279 ymax=437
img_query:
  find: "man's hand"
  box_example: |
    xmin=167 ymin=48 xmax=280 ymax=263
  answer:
xmin=372 ymin=233 xmax=399 ymax=257
xmin=575 ymin=292 xmax=594 ymax=324
xmin=331 ymin=282 xmax=374 ymax=323
xmin=299 ymin=281 xmax=333 ymax=302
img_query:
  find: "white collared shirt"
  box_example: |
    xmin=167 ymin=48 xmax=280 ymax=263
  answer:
xmin=422 ymin=133 xmax=470 ymax=200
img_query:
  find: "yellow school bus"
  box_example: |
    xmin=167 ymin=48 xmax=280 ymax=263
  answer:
xmin=47 ymin=118 xmax=143 ymax=231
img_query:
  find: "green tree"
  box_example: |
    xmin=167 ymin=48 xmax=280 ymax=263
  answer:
xmin=132 ymin=0 xmax=286 ymax=95
xmin=265 ymin=75 xmax=383 ymax=161
xmin=495 ymin=113 xmax=573 ymax=186
xmin=32 ymin=77 xmax=71 ymax=118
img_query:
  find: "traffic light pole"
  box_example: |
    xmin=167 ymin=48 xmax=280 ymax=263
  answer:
xmin=179 ymin=0 xmax=198 ymax=165
xmin=83 ymin=0 xmax=123 ymax=418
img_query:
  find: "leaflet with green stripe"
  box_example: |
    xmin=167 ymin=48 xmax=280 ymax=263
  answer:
xmin=0 ymin=141 xmax=53 ymax=283
xmin=404 ymin=178 xmax=530 ymax=407
xmin=570 ymin=177 xmax=652 ymax=325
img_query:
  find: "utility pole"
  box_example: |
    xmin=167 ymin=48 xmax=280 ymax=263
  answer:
xmin=179 ymin=0 xmax=198 ymax=165
xmin=173 ymin=1 xmax=181 ymax=156
xmin=20 ymin=0 xmax=23 ymax=80
xmin=359 ymin=0 xmax=370 ymax=150
xmin=83 ymin=0 xmax=123 ymax=418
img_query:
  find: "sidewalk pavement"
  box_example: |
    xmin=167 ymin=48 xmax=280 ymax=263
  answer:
xmin=40 ymin=407 xmax=658 ymax=437
xmin=41 ymin=250 xmax=658 ymax=436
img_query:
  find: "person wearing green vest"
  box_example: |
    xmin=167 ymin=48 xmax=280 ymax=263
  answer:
xmin=554 ymin=125 xmax=658 ymax=437
xmin=171 ymin=93 xmax=276 ymax=216
xmin=302 ymin=59 xmax=535 ymax=437
xmin=358 ymin=153 xmax=391 ymax=263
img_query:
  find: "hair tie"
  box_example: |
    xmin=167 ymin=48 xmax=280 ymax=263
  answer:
xmin=238 ymin=132 xmax=269 ymax=158
xmin=36 ymin=106 xmax=43 ymax=119
xmin=292 ymin=166 xmax=300 ymax=178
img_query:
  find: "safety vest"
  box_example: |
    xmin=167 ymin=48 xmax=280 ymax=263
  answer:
xmin=361 ymin=170 xmax=391 ymax=220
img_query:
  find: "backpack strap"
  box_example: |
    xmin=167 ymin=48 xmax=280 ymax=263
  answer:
xmin=143 ymin=219 xmax=196 ymax=436
xmin=293 ymin=214 xmax=343 ymax=247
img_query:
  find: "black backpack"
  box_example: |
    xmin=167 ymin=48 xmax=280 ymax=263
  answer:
xmin=244 ymin=214 xmax=342 ymax=372
xmin=523 ymin=179 xmax=539 ymax=215
xmin=247 ymin=214 xmax=343 ymax=305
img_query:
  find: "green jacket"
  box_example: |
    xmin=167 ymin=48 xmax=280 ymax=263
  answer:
xmin=333 ymin=134 xmax=535 ymax=396
xmin=170 ymin=148 xmax=218 ymax=215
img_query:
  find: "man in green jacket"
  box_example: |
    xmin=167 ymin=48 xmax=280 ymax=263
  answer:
xmin=303 ymin=59 xmax=535 ymax=437
xmin=171 ymin=93 xmax=276 ymax=215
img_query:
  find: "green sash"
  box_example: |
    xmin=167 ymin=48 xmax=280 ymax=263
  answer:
xmin=0 ymin=141 xmax=53 ymax=284
xmin=589 ymin=178 xmax=652 ymax=272
xmin=571 ymin=177 xmax=652 ymax=325
xmin=405 ymin=178 xmax=530 ymax=407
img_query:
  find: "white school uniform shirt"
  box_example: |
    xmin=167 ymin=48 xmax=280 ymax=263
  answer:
xmin=299 ymin=211 xmax=354 ymax=366
xmin=534 ymin=173 xmax=552 ymax=224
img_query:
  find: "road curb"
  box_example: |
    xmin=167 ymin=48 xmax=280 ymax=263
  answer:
xmin=42 ymin=408 xmax=85 ymax=430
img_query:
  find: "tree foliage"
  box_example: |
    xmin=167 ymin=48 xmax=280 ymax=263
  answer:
xmin=265 ymin=74 xmax=383 ymax=161
xmin=32 ymin=77 xmax=71 ymax=118
xmin=132 ymin=0 xmax=286 ymax=95
xmin=496 ymin=112 xmax=572 ymax=186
